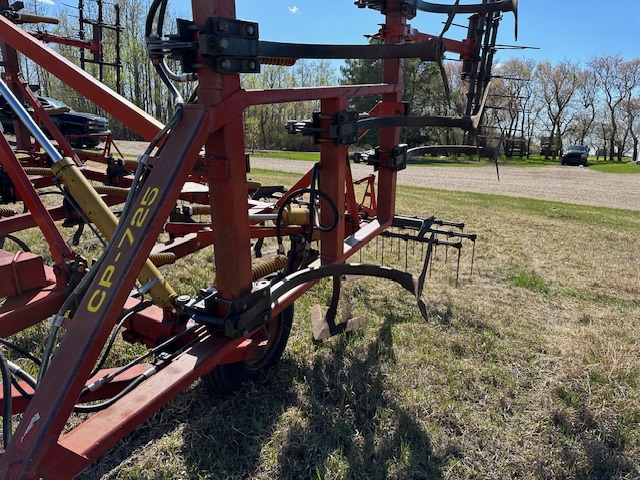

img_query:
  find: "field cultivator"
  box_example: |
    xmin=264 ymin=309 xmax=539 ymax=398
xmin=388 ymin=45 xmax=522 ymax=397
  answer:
xmin=0 ymin=0 xmax=516 ymax=477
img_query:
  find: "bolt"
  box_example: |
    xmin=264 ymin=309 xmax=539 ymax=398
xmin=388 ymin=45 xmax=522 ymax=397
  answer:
xmin=218 ymin=21 xmax=229 ymax=32
xmin=246 ymin=25 xmax=255 ymax=36
xmin=247 ymin=60 xmax=257 ymax=71
xmin=218 ymin=38 xmax=229 ymax=50
xmin=220 ymin=59 xmax=232 ymax=70
xmin=263 ymin=314 xmax=269 ymax=322
xmin=176 ymin=295 xmax=191 ymax=306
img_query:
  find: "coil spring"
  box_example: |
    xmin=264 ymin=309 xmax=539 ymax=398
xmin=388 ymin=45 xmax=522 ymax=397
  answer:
xmin=251 ymin=255 xmax=288 ymax=281
xmin=23 ymin=167 xmax=53 ymax=176
xmin=0 ymin=207 xmax=17 ymax=217
xmin=212 ymin=255 xmax=287 ymax=287
xmin=260 ymin=57 xmax=297 ymax=67
xmin=149 ymin=252 xmax=176 ymax=267
xmin=189 ymin=204 xmax=211 ymax=216
xmin=93 ymin=185 xmax=130 ymax=197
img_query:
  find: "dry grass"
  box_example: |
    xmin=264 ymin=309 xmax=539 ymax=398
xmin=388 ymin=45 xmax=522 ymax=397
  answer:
xmin=3 ymin=171 xmax=640 ymax=479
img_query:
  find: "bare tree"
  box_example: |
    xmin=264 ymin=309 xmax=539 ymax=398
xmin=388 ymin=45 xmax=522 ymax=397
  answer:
xmin=534 ymin=60 xmax=581 ymax=158
xmin=490 ymin=58 xmax=536 ymax=156
xmin=569 ymin=68 xmax=598 ymax=147
xmin=588 ymin=56 xmax=640 ymax=161
xmin=622 ymin=97 xmax=640 ymax=161
xmin=619 ymin=59 xmax=640 ymax=160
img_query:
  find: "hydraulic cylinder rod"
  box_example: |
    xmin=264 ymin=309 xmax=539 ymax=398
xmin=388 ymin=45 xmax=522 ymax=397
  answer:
xmin=0 ymin=78 xmax=62 ymax=161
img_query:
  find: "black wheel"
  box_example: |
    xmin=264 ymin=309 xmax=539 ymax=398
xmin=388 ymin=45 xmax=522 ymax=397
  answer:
xmin=202 ymin=304 xmax=294 ymax=396
xmin=64 ymin=128 xmax=84 ymax=148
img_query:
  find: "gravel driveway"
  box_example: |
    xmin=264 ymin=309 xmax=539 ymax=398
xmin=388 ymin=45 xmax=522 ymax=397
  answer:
xmin=115 ymin=141 xmax=639 ymax=211
xmin=252 ymin=157 xmax=640 ymax=212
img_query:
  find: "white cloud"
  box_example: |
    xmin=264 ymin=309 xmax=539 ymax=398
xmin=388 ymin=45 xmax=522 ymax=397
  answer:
xmin=288 ymin=6 xmax=299 ymax=14
xmin=37 ymin=0 xmax=56 ymax=5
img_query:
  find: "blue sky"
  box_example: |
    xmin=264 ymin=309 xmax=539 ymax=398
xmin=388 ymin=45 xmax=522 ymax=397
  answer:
xmin=167 ymin=0 xmax=640 ymax=67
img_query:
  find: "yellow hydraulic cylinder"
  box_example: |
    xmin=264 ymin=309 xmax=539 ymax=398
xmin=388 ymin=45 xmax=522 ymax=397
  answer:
xmin=51 ymin=157 xmax=177 ymax=307
xmin=277 ymin=206 xmax=310 ymax=226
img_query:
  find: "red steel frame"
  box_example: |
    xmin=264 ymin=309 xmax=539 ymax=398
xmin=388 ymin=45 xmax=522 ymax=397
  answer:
xmin=0 ymin=0 xmax=498 ymax=477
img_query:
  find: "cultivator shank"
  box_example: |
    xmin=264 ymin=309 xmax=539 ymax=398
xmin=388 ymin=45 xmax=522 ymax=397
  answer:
xmin=0 ymin=0 xmax=515 ymax=477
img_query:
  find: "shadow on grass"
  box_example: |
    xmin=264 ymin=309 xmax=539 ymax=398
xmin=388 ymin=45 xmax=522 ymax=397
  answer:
xmin=82 ymin=315 xmax=442 ymax=479
xmin=261 ymin=320 xmax=443 ymax=479
xmin=547 ymin=386 xmax=640 ymax=478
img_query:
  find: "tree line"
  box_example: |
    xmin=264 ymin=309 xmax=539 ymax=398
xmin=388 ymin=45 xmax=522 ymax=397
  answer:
xmin=14 ymin=0 xmax=640 ymax=159
xmin=488 ymin=57 xmax=640 ymax=161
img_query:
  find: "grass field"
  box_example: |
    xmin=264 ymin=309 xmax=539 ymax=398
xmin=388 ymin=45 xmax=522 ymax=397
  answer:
xmin=78 ymin=170 xmax=640 ymax=479
xmin=3 ymin=169 xmax=640 ymax=479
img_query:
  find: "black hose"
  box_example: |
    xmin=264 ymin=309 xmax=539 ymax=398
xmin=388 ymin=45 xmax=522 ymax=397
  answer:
xmin=0 ymin=338 xmax=41 ymax=366
xmin=75 ymin=325 xmax=201 ymax=413
xmin=145 ymin=0 xmax=184 ymax=103
xmin=144 ymin=0 xmax=164 ymax=37
xmin=275 ymin=163 xmax=340 ymax=257
xmin=0 ymin=352 xmax=13 ymax=448
xmin=10 ymin=376 xmax=32 ymax=400
xmin=90 ymin=300 xmax=153 ymax=378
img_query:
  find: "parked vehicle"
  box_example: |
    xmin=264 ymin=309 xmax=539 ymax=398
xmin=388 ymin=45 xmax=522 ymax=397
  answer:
xmin=0 ymin=96 xmax=110 ymax=148
xmin=561 ymin=145 xmax=588 ymax=166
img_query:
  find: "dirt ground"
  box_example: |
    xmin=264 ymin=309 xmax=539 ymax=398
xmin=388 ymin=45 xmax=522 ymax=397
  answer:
xmin=114 ymin=141 xmax=640 ymax=211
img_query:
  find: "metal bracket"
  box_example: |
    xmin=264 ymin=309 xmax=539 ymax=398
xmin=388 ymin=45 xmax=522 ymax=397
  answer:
xmin=149 ymin=17 xmax=260 ymax=74
xmin=353 ymin=144 xmax=408 ymax=172
xmin=180 ymin=280 xmax=272 ymax=338
xmin=356 ymin=0 xmax=517 ymax=18
xmin=354 ymin=0 xmax=417 ymax=17
xmin=198 ymin=17 xmax=260 ymax=73
xmin=286 ymin=110 xmax=359 ymax=146
xmin=329 ymin=110 xmax=359 ymax=146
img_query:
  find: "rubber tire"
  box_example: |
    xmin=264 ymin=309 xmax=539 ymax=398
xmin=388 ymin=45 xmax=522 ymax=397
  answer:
xmin=202 ymin=304 xmax=294 ymax=396
xmin=64 ymin=128 xmax=84 ymax=148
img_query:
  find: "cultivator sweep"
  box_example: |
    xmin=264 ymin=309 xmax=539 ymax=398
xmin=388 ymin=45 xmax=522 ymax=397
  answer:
xmin=0 ymin=0 xmax=516 ymax=477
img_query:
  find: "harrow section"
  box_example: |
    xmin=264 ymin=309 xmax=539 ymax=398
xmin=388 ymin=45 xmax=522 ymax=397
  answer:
xmin=0 ymin=0 xmax=516 ymax=477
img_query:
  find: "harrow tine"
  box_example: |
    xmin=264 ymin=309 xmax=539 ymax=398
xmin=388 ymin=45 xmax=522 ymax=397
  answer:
xmin=456 ymin=248 xmax=461 ymax=286
xmin=470 ymin=239 xmax=476 ymax=277
xmin=405 ymin=239 xmax=409 ymax=271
